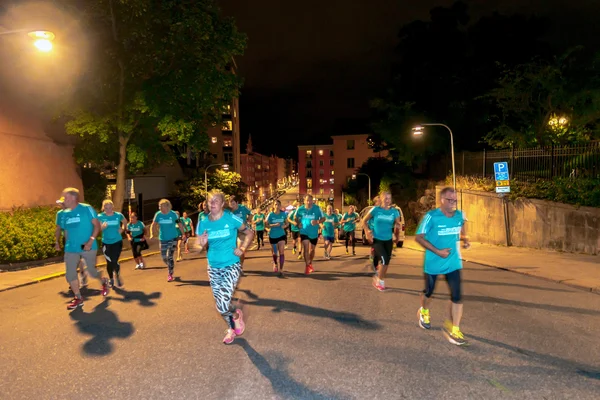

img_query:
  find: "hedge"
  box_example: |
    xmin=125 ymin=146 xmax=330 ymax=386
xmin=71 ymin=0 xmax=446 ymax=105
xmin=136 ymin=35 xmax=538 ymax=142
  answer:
xmin=0 ymin=206 xmax=59 ymax=264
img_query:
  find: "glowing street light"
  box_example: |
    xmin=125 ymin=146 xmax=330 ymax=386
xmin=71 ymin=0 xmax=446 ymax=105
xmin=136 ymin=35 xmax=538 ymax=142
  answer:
xmin=413 ymin=123 xmax=456 ymax=190
xmin=548 ymin=115 xmax=568 ymax=127
xmin=0 ymin=29 xmax=55 ymax=52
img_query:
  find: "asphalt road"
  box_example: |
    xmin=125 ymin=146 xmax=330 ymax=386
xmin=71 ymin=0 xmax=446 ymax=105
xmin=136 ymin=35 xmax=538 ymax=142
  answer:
xmin=1 ymin=242 xmax=599 ymax=399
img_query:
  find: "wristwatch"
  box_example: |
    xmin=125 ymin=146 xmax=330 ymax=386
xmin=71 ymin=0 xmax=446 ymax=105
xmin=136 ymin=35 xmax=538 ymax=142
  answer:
xmin=90 ymin=236 xmax=96 ymax=241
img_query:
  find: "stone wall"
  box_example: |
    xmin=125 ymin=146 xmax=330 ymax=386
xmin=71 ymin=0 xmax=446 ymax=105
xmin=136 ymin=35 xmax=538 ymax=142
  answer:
xmin=436 ymin=186 xmax=600 ymax=255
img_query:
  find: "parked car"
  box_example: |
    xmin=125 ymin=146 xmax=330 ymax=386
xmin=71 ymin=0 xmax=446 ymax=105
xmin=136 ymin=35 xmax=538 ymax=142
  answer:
xmin=353 ymin=205 xmax=405 ymax=248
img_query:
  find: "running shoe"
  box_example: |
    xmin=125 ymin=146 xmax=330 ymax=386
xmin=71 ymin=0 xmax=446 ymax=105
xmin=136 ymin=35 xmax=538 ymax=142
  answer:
xmin=443 ymin=321 xmax=467 ymax=346
xmin=139 ymin=263 xmax=145 ymax=269
xmin=272 ymin=262 xmax=278 ymax=273
xmin=115 ymin=274 xmax=123 ymax=288
xmin=418 ymin=307 xmax=431 ymax=329
xmin=345 ymin=249 xmax=349 ymax=255
xmin=135 ymin=264 xmax=141 ymax=270
xmin=67 ymin=297 xmax=84 ymax=310
xmin=352 ymin=250 xmax=356 ymax=256
xmin=167 ymin=274 xmax=174 ymax=282
xmin=108 ymin=279 xmax=114 ymax=288
xmin=297 ymin=253 xmax=303 ymax=260
xmin=234 ymin=309 xmax=246 ymax=336
xmin=223 ymin=329 xmax=236 ymax=345
xmin=101 ymin=278 xmax=110 ymax=296
xmin=372 ymin=278 xmax=385 ymax=292
xmin=305 ymin=264 xmax=314 ymax=275
xmin=176 ymin=256 xmax=183 ymax=262
xmin=292 ymin=248 xmax=296 ymax=255
xmin=184 ymin=249 xmax=189 ymax=254
xmin=284 ymin=245 xmax=288 ymax=250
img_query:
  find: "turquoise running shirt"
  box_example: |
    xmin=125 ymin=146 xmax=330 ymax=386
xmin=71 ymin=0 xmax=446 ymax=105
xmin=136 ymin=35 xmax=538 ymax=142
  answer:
xmin=416 ymin=208 xmax=465 ymax=275
xmin=198 ymin=212 xmax=244 ymax=268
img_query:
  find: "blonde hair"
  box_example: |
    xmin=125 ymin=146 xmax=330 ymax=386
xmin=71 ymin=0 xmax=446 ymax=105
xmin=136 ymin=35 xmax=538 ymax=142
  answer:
xmin=158 ymin=199 xmax=172 ymax=209
xmin=102 ymin=199 xmax=114 ymax=211
xmin=62 ymin=187 xmax=80 ymax=198
xmin=208 ymin=191 xmax=225 ymax=204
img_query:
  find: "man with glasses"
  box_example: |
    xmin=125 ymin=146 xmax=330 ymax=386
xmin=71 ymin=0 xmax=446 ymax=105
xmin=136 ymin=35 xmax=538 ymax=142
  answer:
xmin=415 ymin=187 xmax=470 ymax=346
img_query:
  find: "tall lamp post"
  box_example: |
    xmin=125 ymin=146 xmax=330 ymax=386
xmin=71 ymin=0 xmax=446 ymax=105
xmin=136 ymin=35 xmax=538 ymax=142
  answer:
xmin=352 ymin=172 xmax=371 ymax=206
xmin=0 ymin=29 xmax=56 ymax=52
xmin=413 ymin=123 xmax=456 ymax=190
xmin=205 ymin=163 xmax=229 ymax=195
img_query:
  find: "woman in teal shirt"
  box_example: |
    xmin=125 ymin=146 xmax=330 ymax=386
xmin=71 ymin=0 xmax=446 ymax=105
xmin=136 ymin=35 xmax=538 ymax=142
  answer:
xmin=321 ymin=205 xmax=339 ymax=260
xmin=98 ymin=200 xmax=128 ymax=288
xmin=266 ymin=200 xmax=287 ymax=274
xmin=126 ymin=212 xmax=147 ymax=270
xmin=253 ymin=210 xmax=266 ymax=250
xmin=150 ymin=199 xmax=185 ymax=282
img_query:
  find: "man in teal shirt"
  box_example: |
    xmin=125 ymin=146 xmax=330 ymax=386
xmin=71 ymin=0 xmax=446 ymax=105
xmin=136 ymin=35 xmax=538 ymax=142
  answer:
xmin=340 ymin=205 xmax=359 ymax=256
xmin=288 ymin=201 xmax=302 ymax=258
xmin=321 ymin=205 xmax=339 ymax=259
xmin=416 ymin=187 xmax=470 ymax=346
xmin=295 ymin=195 xmax=325 ymax=275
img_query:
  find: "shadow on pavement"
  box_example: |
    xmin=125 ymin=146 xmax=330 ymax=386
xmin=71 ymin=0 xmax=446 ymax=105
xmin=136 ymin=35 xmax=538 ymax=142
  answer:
xmin=174 ymin=277 xmax=210 ymax=287
xmin=235 ymin=338 xmax=347 ymax=399
xmin=69 ymin=300 xmax=134 ymax=356
xmin=237 ymin=289 xmax=381 ymax=330
xmin=112 ymin=287 xmax=162 ymax=307
xmin=60 ymin=287 xmax=102 ymax=299
xmin=243 ymin=269 xmax=373 ymax=282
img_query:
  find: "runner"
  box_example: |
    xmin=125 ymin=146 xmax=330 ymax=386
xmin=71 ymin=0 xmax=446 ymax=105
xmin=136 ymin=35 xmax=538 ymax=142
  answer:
xmin=98 ymin=200 xmax=128 ymax=288
xmin=295 ymin=194 xmax=325 ymax=275
xmin=368 ymin=196 xmax=381 ymax=270
xmin=321 ymin=205 xmax=339 ymax=259
xmin=197 ymin=191 xmax=254 ymax=344
xmin=126 ymin=212 xmax=147 ymax=270
xmin=340 ymin=205 xmax=359 ymax=256
xmin=362 ymin=191 xmax=402 ymax=292
xmin=55 ymin=188 xmax=109 ymax=310
xmin=266 ymin=200 xmax=287 ymax=275
xmin=287 ymin=201 xmax=302 ymax=259
xmin=252 ymin=209 xmax=266 ymax=250
xmin=415 ymin=187 xmax=470 ymax=346
xmin=195 ymin=201 xmax=211 ymax=252
xmin=334 ymin=208 xmax=343 ymax=243
xmin=180 ymin=211 xmax=194 ymax=254
xmin=150 ymin=199 xmax=185 ymax=282
xmin=55 ymin=196 xmax=88 ymax=288
xmin=229 ymin=196 xmax=253 ymax=268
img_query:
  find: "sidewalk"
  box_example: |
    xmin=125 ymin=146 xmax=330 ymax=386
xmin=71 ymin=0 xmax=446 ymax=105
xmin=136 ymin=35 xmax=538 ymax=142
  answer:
xmin=403 ymin=237 xmax=600 ymax=293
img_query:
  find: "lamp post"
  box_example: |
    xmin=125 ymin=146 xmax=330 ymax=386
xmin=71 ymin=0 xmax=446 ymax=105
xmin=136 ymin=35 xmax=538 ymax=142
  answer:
xmin=413 ymin=123 xmax=456 ymax=190
xmin=205 ymin=163 xmax=229 ymax=195
xmin=0 ymin=29 xmax=56 ymax=52
xmin=352 ymin=173 xmax=371 ymax=206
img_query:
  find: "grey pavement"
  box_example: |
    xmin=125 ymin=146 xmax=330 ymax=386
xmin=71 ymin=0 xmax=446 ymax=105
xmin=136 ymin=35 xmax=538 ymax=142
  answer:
xmin=1 ymin=241 xmax=599 ymax=399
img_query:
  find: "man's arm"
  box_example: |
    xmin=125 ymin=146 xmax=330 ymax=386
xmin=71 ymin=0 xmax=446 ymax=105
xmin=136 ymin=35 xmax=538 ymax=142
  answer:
xmin=237 ymin=224 xmax=255 ymax=252
xmin=415 ymin=234 xmax=445 ymax=256
xmin=190 ymin=219 xmax=195 ymax=236
xmin=54 ymin=225 xmax=62 ymax=250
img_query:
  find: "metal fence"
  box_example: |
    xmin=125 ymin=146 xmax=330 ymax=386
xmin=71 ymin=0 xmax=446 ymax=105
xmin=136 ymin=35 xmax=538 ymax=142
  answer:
xmin=453 ymin=142 xmax=600 ymax=181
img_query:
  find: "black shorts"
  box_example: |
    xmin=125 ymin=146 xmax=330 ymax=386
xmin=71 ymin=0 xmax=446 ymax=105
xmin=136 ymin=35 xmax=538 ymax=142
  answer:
xmin=292 ymin=231 xmax=300 ymax=240
xmin=373 ymin=239 xmax=393 ymax=266
xmin=423 ymin=269 xmax=462 ymax=303
xmin=269 ymin=235 xmax=287 ymax=245
xmin=131 ymin=242 xmax=144 ymax=258
xmin=300 ymin=234 xmax=318 ymax=246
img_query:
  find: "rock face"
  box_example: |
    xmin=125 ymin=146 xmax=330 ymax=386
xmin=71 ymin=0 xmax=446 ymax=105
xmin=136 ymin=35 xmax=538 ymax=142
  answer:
xmin=408 ymin=189 xmax=436 ymax=225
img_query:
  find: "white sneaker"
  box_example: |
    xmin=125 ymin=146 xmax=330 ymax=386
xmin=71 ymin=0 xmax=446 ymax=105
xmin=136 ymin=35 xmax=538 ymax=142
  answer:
xmin=135 ymin=264 xmax=141 ymax=270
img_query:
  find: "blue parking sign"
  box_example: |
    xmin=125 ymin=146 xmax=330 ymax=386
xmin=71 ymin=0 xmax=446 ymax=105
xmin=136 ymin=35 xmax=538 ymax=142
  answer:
xmin=494 ymin=162 xmax=509 ymax=181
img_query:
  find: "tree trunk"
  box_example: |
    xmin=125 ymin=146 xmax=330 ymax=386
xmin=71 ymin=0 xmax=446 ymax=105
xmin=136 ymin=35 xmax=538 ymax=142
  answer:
xmin=113 ymin=136 xmax=129 ymax=212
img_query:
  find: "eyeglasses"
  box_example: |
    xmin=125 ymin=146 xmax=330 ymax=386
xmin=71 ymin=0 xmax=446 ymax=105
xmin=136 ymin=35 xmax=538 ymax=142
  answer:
xmin=443 ymin=198 xmax=458 ymax=204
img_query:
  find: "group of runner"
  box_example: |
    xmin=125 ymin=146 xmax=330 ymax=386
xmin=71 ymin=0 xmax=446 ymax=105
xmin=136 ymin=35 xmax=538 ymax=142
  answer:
xmin=55 ymin=185 xmax=470 ymax=347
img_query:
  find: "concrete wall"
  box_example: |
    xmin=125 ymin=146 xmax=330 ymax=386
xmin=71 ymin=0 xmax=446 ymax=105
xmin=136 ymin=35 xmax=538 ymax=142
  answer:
xmin=436 ymin=187 xmax=600 ymax=255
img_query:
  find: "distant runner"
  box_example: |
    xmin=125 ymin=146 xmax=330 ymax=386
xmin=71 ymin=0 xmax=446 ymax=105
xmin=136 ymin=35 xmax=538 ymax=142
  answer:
xmin=253 ymin=209 xmax=266 ymax=250
xmin=295 ymin=194 xmax=325 ymax=275
xmin=267 ymin=200 xmax=287 ymax=275
xmin=340 ymin=205 xmax=359 ymax=256
xmin=150 ymin=199 xmax=185 ymax=282
xmin=126 ymin=212 xmax=147 ymax=270
xmin=321 ymin=205 xmax=339 ymax=260
xmin=98 ymin=200 xmax=128 ymax=288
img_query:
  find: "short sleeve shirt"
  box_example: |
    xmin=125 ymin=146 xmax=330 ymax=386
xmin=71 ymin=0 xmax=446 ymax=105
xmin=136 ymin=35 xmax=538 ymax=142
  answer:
xmin=342 ymin=212 xmax=359 ymax=232
xmin=322 ymin=213 xmax=339 ymax=238
xmin=416 ymin=208 xmax=465 ymax=275
xmin=289 ymin=209 xmax=300 ymax=232
xmin=153 ymin=210 xmax=180 ymax=241
xmin=369 ymin=206 xmax=400 ymax=241
xmin=253 ymin=214 xmax=266 ymax=231
xmin=56 ymin=209 xmax=65 ymax=229
xmin=62 ymin=203 xmax=99 ymax=253
xmin=296 ymin=204 xmax=324 ymax=239
xmin=181 ymin=217 xmax=193 ymax=232
xmin=98 ymin=212 xmax=125 ymax=244
xmin=127 ymin=221 xmax=145 ymax=242
xmin=233 ymin=205 xmax=252 ymax=222
xmin=198 ymin=212 xmax=244 ymax=268
xmin=267 ymin=212 xmax=286 ymax=238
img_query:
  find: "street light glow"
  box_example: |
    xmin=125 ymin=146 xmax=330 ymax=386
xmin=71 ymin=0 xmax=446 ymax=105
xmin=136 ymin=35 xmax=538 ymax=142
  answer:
xmin=33 ymin=39 xmax=53 ymax=52
xmin=412 ymin=126 xmax=424 ymax=136
xmin=222 ymin=164 xmax=229 ymax=170
xmin=27 ymin=30 xmax=55 ymax=52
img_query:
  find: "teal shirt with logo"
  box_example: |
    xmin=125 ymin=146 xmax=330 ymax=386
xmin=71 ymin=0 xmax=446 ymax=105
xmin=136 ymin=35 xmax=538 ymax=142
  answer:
xmin=417 ymin=208 xmax=465 ymax=275
xmin=253 ymin=213 xmax=266 ymax=231
xmin=342 ymin=212 xmax=359 ymax=232
xmin=198 ymin=212 xmax=244 ymax=268
xmin=98 ymin=212 xmax=125 ymax=244
xmin=322 ymin=213 xmax=339 ymax=238
xmin=267 ymin=211 xmax=286 ymax=238
xmin=369 ymin=206 xmax=400 ymax=241
xmin=62 ymin=203 xmax=99 ymax=253
xmin=154 ymin=210 xmax=181 ymax=241
xmin=289 ymin=209 xmax=300 ymax=232
xmin=296 ymin=204 xmax=324 ymax=239
xmin=127 ymin=221 xmax=146 ymax=242
xmin=233 ymin=205 xmax=252 ymax=222
xmin=181 ymin=217 xmax=193 ymax=232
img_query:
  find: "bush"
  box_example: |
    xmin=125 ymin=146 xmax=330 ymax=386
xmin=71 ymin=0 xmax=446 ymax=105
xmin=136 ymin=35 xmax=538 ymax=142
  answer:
xmin=0 ymin=206 xmax=59 ymax=264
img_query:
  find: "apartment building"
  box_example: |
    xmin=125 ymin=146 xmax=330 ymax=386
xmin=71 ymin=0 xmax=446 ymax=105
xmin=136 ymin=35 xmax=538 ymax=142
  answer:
xmin=240 ymin=137 xmax=282 ymax=208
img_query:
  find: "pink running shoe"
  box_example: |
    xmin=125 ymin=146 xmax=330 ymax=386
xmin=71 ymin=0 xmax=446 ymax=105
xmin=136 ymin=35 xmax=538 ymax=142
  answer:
xmin=373 ymin=279 xmax=386 ymax=292
xmin=234 ymin=308 xmax=246 ymax=336
xmin=167 ymin=274 xmax=174 ymax=282
xmin=223 ymin=329 xmax=236 ymax=345
xmin=272 ymin=263 xmax=278 ymax=273
xmin=101 ymin=278 xmax=109 ymax=296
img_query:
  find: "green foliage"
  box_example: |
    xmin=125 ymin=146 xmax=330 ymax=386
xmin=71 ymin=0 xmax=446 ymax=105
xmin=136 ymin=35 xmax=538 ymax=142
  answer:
xmin=81 ymin=168 xmax=109 ymax=210
xmin=0 ymin=207 xmax=59 ymax=263
xmin=450 ymin=175 xmax=600 ymax=207
xmin=174 ymin=170 xmax=247 ymax=210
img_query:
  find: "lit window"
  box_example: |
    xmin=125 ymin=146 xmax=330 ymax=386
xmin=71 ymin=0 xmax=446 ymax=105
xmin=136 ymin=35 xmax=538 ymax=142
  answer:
xmin=234 ymin=110 xmax=237 ymax=118
xmin=330 ymin=188 xmax=334 ymax=194
xmin=306 ymin=150 xmax=312 ymax=156
xmin=307 ymin=179 xmax=312 ymax=189
xmin=211 ymin=137 xmax=218 ymax=144
xmin=331 ymin=170 xmax=335 ymax=176
xmin=319 ymin=179 xmax=324 ymax=184
xmin=257 ymin=165 xmax=261 ymax=169
xmin=307 ymin=189 xmax=312 ymax=195
xmin=318 ymin=149 xmax=323 ymax=156
xmin=329 ymin=178 xmax=334 ymax=184
xmin=223 ymin=139 xmax=232 ymax=147
xmin=320 ymin=188 xmax=324 ymax=195
xmin=222 ymin=120 xmax=233 ymax=131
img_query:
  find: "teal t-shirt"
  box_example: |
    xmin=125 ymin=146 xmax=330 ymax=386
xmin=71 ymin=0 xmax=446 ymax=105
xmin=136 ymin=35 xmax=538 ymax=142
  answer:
xmin=289 ymin=209 xmax=300 ymax=232
xmin=198 ymin=212 xmax=244 ymax=268
xmin=98 ymin=212 xmax=125 ymax=244
xmin=253 ymin=213 xmax=266 ymax=231
xmin=267 ymin=211 xmax=286 ymax=238
xmin=195 ymin=212 xmax=210 ymax=233
xmin=369 ymin=206 xmax=400 ymax=241
xmin=181 ymin=217 xmax=193 ymax=232
xmin=154 ymin=210 xmax=181 ymax=241
xmin=233 ymin=205 xmax=252 ymax=222
xmin=56 ymin=209 xmax=65 ymax=229
xmin=127 ymin=221 xmax=145 ymax=242
xmin=62 ymin=203 xmax=99 ymax=253
xmin=296 ymin=204 xmax=324 ymax=239
xmin=322 ymin=213 xmax=339 ymax=238
xmin=416 ymin=208 xmax=465 ymax=275
xmin=342 ymin=212 xmax=359 ymax=232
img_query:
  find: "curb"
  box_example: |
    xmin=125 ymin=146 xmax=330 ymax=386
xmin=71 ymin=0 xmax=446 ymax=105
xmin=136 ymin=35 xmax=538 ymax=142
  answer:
xmin=0 ymin=251 xmax=162 ymax=293
xmin=403 ymin=243 xmax=599 ymax=294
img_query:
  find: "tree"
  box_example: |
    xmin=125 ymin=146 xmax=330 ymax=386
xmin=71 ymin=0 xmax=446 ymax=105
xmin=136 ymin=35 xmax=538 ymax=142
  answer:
xmin=62 ymin=0 xmax=246 ymax=211
xmin=174 ymin=170 xmax=247 ymax=211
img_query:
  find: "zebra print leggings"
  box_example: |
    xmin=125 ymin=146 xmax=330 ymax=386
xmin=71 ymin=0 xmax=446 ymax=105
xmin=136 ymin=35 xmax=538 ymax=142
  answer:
xmin=208 ymin=263 xmax=242 ymax=329
xmin=160 ymin=239 xmax=177 ymax=274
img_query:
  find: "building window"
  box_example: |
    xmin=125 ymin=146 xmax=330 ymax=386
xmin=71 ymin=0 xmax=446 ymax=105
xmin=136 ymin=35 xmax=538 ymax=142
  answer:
xmin=222 ymin=120 xmax=233 ymax=131
xmin=211 ymin=137 xmax=218 ymax=144
xmin=319 ymin=160 xmax=324 ymax=166
xmin=306 ymin=150 xmax=312 ymax=156
xmin=318 ymin=149 xmax=324 ymax=156
xmin=329 ymin=178 xmax=334 ymax=184
xmin=306 ymin=160 xmax=312 ymax=168
xmin=307 ymin=179 xmax=312 ymax=189
xmin=319 ymin=179 xmax=324 ymax=184
xmin=319 ymin=169 xmax=324 ymax=176
xmin=223 ymin=139 xmax=232 ymax=147
xmin=347 ymin=158 xmax=355 ymax=168
xmin=347 ymin=140 xmax=355 ymax=150
xmin=331 ymin=170 xmax=335 ymax=176
xmin=257 ymin=165 xmax=261 ymax=169
xmin=306 ymin=170 xmax=312 ymax=178
xmin=224 ymin=152 xmax=233 ymax=163
xmin=329 ymin=159 xmax=334 ymax=166
xmin=320 ymin=188 xmax=324 ymax=195
xmin=330 ymin=188 xmax=334 ymax=194
xmin=330 ymin=150 xmax=334 ymax=157
xmin=307 ymin=189 xmax=312 ymax=195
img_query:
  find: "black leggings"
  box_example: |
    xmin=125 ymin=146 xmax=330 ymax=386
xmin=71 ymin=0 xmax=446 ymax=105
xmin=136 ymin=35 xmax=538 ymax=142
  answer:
xmin=256 ymin=230 xmax=265 ymax=246
xmin=373 ymin=239 xmax=393 ymax=267
xmin=344 ymin=231 xmax=355 ymax=249
xmin=423 ymin=269 xmax=462 ymax=303
xmin=102 ymin=241 xmax=123 ymax=279
xmin=131 ymin=241 xmax=144 ymax=258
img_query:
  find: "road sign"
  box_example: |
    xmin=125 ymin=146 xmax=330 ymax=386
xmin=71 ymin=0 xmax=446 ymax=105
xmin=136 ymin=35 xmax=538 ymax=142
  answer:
xmin=494 ymin=162 xmax=509 ymax=181
xmin=496 ymin=186 xmax=511 ymax=193
xmin=496 ymin=180 xmax=510 ymax=187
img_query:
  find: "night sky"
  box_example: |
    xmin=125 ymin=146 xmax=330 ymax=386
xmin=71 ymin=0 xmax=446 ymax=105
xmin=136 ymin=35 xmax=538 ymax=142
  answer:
xmin=220 ymin=0 xmax=598 ymax=159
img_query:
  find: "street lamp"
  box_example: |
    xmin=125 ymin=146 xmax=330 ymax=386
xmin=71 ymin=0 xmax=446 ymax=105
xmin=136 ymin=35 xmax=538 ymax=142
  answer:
xmin=0 ymin=29 xmax=56 ymax=52
xmin=205 ymin=163 xmax=229 ymax=194
xmin=352 ymin=173 xmax=371 ymax=205
xmin=413 ymin=123 xmax=456 ymax=190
